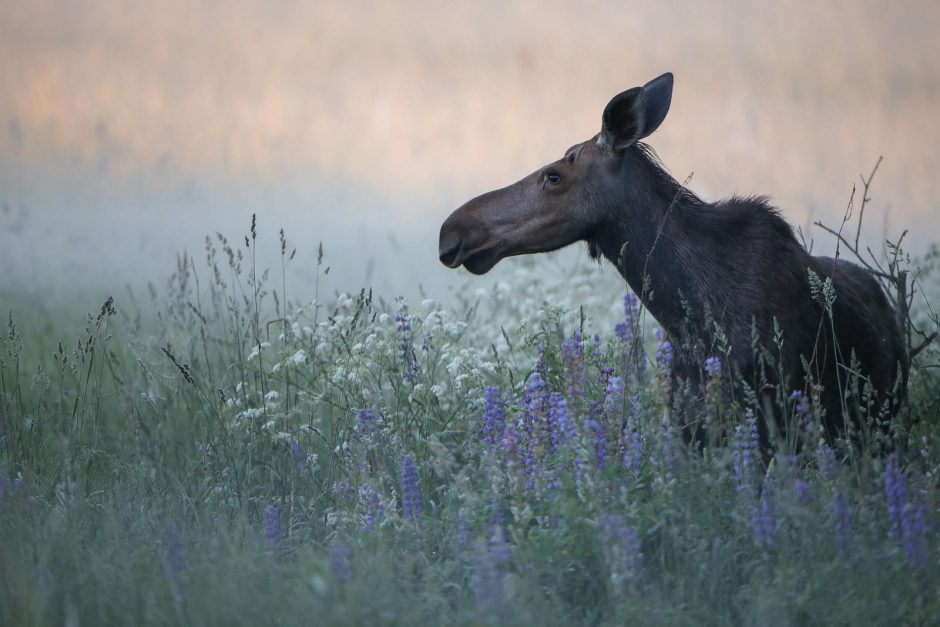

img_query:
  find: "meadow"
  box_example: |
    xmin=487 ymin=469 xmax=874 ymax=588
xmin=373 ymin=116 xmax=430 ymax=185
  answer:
xmin=1 ymin=218 xmax=939 ymax=626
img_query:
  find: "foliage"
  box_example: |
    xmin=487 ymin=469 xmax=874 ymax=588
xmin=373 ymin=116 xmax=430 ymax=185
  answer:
xmin=1 ymin=219 xmax=939 ymax=626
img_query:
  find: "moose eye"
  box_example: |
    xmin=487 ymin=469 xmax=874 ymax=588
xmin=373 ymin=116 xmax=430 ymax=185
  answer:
xmin=546 ymin=171 xmax=561 ymax=185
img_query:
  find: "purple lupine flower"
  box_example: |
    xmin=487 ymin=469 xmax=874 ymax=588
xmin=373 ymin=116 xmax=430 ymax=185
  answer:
xmin=604 ymin=375 xmax=624 ymax=421
xmin=501 ymin=427 xmax=523 ymax=476
xmin=400 ymin=454 xmax=422 ymax=521
xmin=628 ymin=393 xmax=641 ymax=423
xmin=264 ymin=504 xmax=280 ymax=548
xmin=654 ymin=328 xmax=673 ymax=372
xmin=589 ymin=334 xmax=603 ymax=366
xmin=488 ymin=526 xmax=512 ymax=566
xmin=657 ymin=416 xmax=678 ymax=481
xmin=481 ymin=386 xmax=505 ymax=447
xmin=790 ymin=391 xmax=813 ymax=430
xmin=815 ymin=441 xmax=837 ymax=481
xmin=614 ymin=292 xmax=639 ymax=345
xmin=332 ymin=481 xmax=357 ymax=501
xmin=585 ymin=418 xmax=607 ymax=470
xmin=732 ymin=411 xmax=760 ymax=494
xmin=793 ymin=479 xmax=812 ymax=505
xmin=290 ymin=440 xmax=308 ymax=471
xmin=523 ymin=371 xmax=548 ymax=437
xmin=165 ymin=522 xmax=186 ymax=575
xmin=562 ymin=331 xmax=585 ymax=399
xmin=357 ymin=408 xmax=378 ymax=434
xmin=884 ymin=454 xmax=928 ymax=567
xmin=599 ymin=513 xmax=643 ymax=584
xmin=164 ymin=522 xmax=186 ymax=601
xmin=884 ymin=454 xmax=906 ymax=545
xmin=790 ymin=390 xmax=809 ymax=417
xmin=358 ymin=482 xmax=384 ymax=532
xmin=831 ymin=489 xmax=852 ymax=553
xmin=622 ymin=428 xmax=643 ymax=480
xmin=704 ymin=356 xmax=722 ymax=378
xmin=470 ymin=543 xmax=506 ymax=621
xmin=547 ymin=392 xmax=576 ymax=451
xmin=751 ymin=483 xmax=778 ymax=550
xmin=329 ymin=540 xmax=352 ymax=583
xmin=902 ymin=501 xmax=928 ymax=569
xmin=395 ymin=300 xmax=416 ymax=384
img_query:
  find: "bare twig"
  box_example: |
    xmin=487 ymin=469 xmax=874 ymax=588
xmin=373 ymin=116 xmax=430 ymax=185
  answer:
xmin=855 ymin=155 xmax=883 ymax=252
xmin=813 ymin=221 xmax=892 ymax=280
xmin=814 ymin=156 xmax=937 ymax=419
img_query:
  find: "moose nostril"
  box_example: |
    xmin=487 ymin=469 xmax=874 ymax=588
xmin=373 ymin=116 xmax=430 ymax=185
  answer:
xmin=439 ymin=237 xmax=462 ymax=267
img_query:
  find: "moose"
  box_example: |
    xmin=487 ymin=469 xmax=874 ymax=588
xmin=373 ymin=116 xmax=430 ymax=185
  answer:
xmin=439 ymin=72 xmax=905 ymax=445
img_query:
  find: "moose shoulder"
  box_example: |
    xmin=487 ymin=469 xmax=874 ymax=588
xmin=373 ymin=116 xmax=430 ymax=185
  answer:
xmin=439 ymin=72 xmax=905 ymax=443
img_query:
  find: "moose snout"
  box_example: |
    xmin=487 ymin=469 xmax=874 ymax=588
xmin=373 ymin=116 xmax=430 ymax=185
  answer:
xmin=439 ymin=212 xmax=479 ymax=268
xmin=439 ymin=232 xmax=463 ymax=268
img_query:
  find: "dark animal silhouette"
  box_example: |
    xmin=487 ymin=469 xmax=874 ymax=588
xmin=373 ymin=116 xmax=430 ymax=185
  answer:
xmin=439 ymin=72 xmax=905 ymax=444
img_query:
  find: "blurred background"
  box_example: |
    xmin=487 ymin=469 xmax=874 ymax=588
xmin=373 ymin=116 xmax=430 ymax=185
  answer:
xmin=1 ymin=0 xmax=938 ymax=304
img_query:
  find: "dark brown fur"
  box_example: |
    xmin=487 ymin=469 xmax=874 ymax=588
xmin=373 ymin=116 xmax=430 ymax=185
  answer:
xmin=439 ymin=73 xmax=904 ymax=442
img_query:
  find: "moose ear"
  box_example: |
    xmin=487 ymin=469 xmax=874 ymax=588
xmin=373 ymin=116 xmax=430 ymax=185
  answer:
xmin=598 ymin=72 xmax=673 ymax=151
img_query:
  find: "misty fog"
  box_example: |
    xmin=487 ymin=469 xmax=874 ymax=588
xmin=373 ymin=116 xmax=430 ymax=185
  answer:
xmin=2 ymin=0 xmax=938 ymax=308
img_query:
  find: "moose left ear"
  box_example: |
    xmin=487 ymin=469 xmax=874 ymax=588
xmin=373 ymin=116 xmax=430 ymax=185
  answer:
xmin=598 ymin=72 xmax=674 ymax=151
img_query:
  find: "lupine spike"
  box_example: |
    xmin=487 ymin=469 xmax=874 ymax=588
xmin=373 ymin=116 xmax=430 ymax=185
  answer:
xmin=481 ymin=386 xmax=505 ymax=447
xmin=400 ymin=454 xmax=422 ymax=521
xmin=263 ymin=504 xmax=280 ymax=548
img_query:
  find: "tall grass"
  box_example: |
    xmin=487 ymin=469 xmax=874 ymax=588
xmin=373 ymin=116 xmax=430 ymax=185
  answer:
xmin=1 ymin=219 xmax=938 ymax=626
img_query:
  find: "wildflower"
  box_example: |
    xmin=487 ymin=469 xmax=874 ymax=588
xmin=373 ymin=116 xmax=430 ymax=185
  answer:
xmin=357 ymin=408 xmax=378 ymax=434
xmin=614 ymin=292 xmax=640 ymax=346
xmin=164 ymin=522 xmax=186 ymax=601
xmin=751 ymin=482 xmax=778 ymax=550
xmin=831 ymin=489 xmax=852 ymax=553
xmin=654 ymin=328 xmax=673 ymax=372
xmin=501 ymin=427 xmax=524 ymax=476
xmin=589 ymin=334 xmax=603 ymax=365
xmin=522 ymin=372 xmax=548 ymax=439
xmin=470 ymin=543 xmax=506 ymax=622
xmin=732 ymin=411 xmax=760 ymax=494
xmin=264 ymin=504 xmax=280 ymax=548
xmin=815 ymin=441 xmax=837 ymax=481
xmin=165 ymin=522 xmax=186 ymax=574
xmin=884 ymin=454 xmax=928 ymax=567
xmin=395 ymin=299 xmax=416 ymax=384
xmin=487 ymin=526 xmax=512 ymax=566
xmin=622 ymin=428 xmax=643 ymax=480
xmin=599 ymin=514 xmax=643 ymax=585
xmin=603 ymin=375 xmax=624 ymax=420
xmin=585 ymin=418 xmax=607 ymax=470
xmin=790 ymin=390 xmax=809 ymax=416
xmin=562 ymin=331 xmax=585 ymax=399
xmin=790 ymin=390 xmax=813 ymax=430
xmin=547 ymin=392 xmax=576 ymax=452
xmin=358 ymin=482 xmax=385 ymax=532
xmin=793 ymin=479 xmax=812 ymax=505
xmin=329 ymin=540 xmax=352 ymax=583
xmin=481 ymin=387 xmax=505 ymax=447
xmin=656 ymin=415 xmax=678 ymax=482
xmin=704 ymin=356 xmax=721 ymax=378
xmin=290 ymin=440 xmax=308 ymax=471
xmin=400 ymin=454 xmax=422 ymax=521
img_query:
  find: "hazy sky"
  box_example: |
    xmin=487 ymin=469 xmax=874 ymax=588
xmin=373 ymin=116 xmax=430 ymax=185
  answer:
xmin=2 ymin=0 xmax=938 ymax=300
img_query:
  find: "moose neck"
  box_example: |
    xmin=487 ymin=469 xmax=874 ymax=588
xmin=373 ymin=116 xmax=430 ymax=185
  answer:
xmin=590 ymin=145 xmax=711 ymax=341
